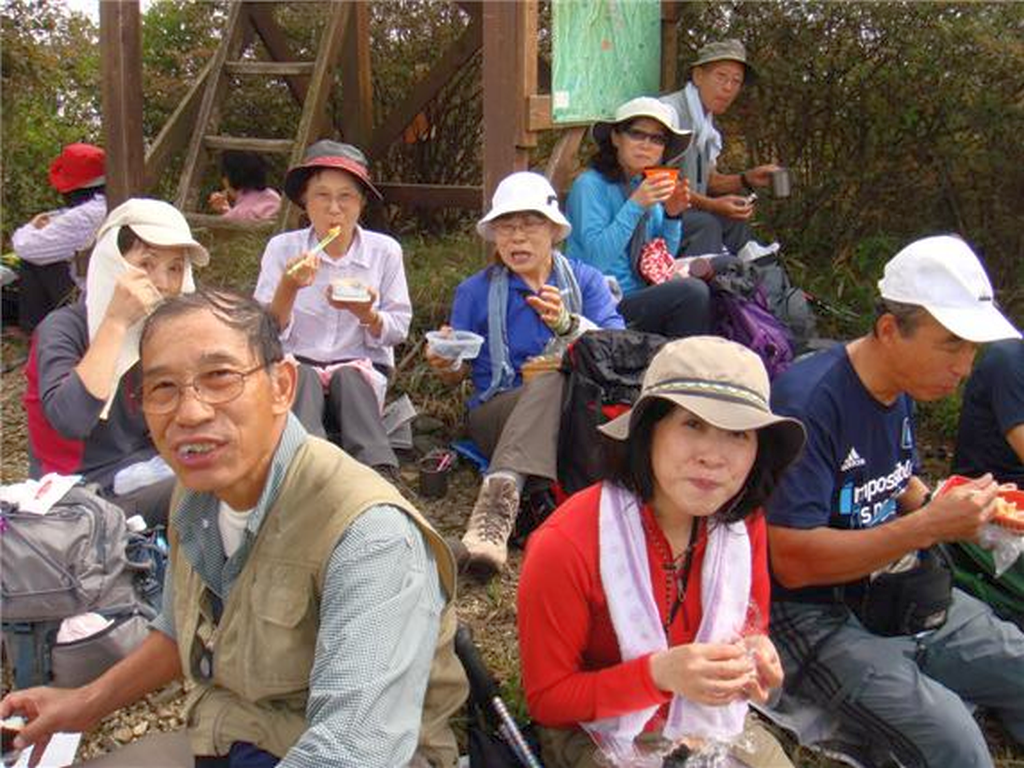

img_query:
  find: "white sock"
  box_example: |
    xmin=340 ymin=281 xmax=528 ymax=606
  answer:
xmin=485 ymin=470 xmax=525 ymax=495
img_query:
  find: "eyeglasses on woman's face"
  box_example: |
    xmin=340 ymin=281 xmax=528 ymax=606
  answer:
xmin=492 ymin=212 xmax=551 ymax=237
xmin=620 ymin=127 xmax=669 ymax=147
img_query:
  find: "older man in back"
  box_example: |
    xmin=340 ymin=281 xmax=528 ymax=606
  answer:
xmin=2 ymin=288 xmax=466 ymax=768
xmin=661 ymin=40 xmax=779 ymax=257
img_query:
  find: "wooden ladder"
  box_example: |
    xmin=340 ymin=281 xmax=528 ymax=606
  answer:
xmin=174 ymin=1 xmax=350 ymax=231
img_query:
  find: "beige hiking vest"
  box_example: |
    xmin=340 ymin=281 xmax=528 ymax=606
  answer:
xmin=168 ymin=438 xmax=467 ymax=765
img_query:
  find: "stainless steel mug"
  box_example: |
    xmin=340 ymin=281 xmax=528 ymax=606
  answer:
xmin=770 ymin=167 xmax=792 ymax=198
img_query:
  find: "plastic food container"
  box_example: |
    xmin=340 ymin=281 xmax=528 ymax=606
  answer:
xmin=331 ymin=278 xmax=372 ymax=302
xmin=425 ymin=330 xmax=484 ymax=370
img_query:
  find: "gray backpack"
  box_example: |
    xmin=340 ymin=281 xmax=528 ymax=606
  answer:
xmin=1 ymin=486 xmax=161 ymax=687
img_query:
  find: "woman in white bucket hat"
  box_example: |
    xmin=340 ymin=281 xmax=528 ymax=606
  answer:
xmin=24 ymin=198 xmax=208 ymax=525
xmin=426 ymin=171 xmax=625 ymax=580
xmin=518 ymin=336 xmax=806 ymax=768
xmin=564 ymin=96 xmax=714 ymax=341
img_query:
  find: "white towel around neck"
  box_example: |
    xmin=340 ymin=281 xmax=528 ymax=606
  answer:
xmin=683 ymin=81 xmax=723 ymax=169
xmin=582 ymin=481 xmax=750 ymax=763
xmin=85 ymin=225 xmax=196 ymax=418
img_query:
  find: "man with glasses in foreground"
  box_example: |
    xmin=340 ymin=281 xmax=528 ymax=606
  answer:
xmin=660 ymin=40 xmax=780 ymax=257
xmin=3 ymin=288 xmax=467 ymax=768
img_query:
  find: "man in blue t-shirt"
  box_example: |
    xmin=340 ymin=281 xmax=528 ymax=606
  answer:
xmin=765 ymin=235 xmax=1024 ymax=768
xmin=953 ymin=339 xmax=1024 ymax=486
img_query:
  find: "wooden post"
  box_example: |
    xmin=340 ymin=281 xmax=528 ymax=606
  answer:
xmin=482 ymin=1 xmax=532 ymax=205
xmin=661 ymin=1 xmax=680 ymax=92
xmin=99 ymin=0 xmax=145 ymax=207
xmin=340 ymin=2 xmax=373 ymax=150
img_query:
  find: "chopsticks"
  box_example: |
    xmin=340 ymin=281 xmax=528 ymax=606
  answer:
xmin=286 ymin=225 xmax=342 ymax=277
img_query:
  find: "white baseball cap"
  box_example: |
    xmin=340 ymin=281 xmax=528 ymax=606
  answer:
xmin=476 ymin=171 xmax=572 ymax=243
xmin=878 ymin=235 xmax=1019 ymax=343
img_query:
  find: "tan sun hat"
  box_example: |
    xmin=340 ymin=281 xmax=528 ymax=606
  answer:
xmin=600 ymin=336 xmax=805 ymax=470
xmin=592 ymin=97 xmax=693 ymax=162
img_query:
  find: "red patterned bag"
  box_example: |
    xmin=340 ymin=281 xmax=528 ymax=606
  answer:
xmin=637 ymin=237 xmax=676 ymax=285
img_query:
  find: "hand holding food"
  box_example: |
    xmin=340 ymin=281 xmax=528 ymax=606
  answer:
xmin=525 ymin=285 xmax=569 ymax=333
xmin=649 ymin=641 xmax=756 ymax=706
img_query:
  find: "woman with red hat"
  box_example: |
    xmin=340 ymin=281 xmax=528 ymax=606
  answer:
xmin=253 ymin=140 xmax=409 ymax=478
xmin=11 ymin=143 xmax=107 ymax=333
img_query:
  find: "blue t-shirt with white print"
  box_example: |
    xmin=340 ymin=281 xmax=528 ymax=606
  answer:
xmin=765 ymin=343 xmax=919 ymax=602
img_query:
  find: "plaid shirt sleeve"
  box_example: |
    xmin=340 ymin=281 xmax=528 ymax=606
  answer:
xmin=279 ymin=504 xmax=444 ymax=768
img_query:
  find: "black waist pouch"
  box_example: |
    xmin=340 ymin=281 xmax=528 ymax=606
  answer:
xmin=849 ymin=549 xmax=953 ymax=636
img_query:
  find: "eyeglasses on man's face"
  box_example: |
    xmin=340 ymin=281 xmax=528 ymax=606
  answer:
xmin=492 ymin=213 xmax=551 ymax=237
xmin=137 ymin=362 xmax=269 ymax=414
xmin=621 ymin=127 xmax=669 ymax=147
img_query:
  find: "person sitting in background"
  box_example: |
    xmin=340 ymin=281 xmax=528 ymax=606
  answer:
xmin=254 ymin=140 xmax=409 ymax=479
xmin=3 ymin=288 xmax=467 ymax=768
xmin=565 ymin=97 xmax=712 ymax=340
xmin=517 ymin=336 xmax=805 ymax=768
xmin=953 ymin=339 xmax=1024 ymax=486
xmin=765 ymin=236 xmax=1024 ymax=767
xmin=12 ymin=143 xmax=108 ymax=334
xmin=660 ymin=40 xmax=779 ymax=257
xmin=207 ymin=150 xmax=281 ymax=222
xmin=23 ymin=199 xmax=208 ymax=526
xmin=427 ymin=171 xmax=624 ymax=581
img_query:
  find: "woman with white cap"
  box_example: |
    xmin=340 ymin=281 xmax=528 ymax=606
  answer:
xmin=254 ymin=140 xmax=409 ymax=479
xmin=517 ymin=336 xmax=806 ymax=768
xmin=565 ymin=96 xmax=714 ymax=340
xmin=426 ymin=171 xmax=624 ymax=580
xmin=24 ymin=198 xmax=208 ymax=525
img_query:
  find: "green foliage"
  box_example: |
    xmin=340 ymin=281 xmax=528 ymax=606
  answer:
xmin=671 ymin=2 xmax=1024 ymax=324
xmin=2 ymin=0 xmax=100 ymax=234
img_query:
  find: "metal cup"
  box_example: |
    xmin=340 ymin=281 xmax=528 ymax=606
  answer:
xmin=770 ymin=167 xmax=792 ymax=198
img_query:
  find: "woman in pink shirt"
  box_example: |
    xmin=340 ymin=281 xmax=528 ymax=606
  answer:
xmin=208 ymin=150 xmax=281 ymax=222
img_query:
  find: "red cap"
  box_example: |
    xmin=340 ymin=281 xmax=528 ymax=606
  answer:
xmin=48 ymin=143 xmax=106 ymax=194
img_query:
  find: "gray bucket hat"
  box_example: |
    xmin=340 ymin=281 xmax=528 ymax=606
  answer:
xmin=600 ymin=336 xmax=805 ymax=473
xmin=689 ymin=39 xmax=758 ymax=84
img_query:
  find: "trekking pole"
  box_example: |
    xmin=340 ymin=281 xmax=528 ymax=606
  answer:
xmin=454 ymin=623 xmax=544 ymax=768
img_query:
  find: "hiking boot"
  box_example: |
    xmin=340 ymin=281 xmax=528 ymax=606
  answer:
xmin=461 ymin=475 xmax=520 ymax=582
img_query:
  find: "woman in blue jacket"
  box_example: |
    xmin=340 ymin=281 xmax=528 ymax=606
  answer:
xmin=426 ymin=171 xmax=624 ymax=581
xmin=566 ymin=97 xmax=711 ymax=339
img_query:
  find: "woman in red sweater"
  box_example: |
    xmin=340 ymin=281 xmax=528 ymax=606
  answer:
xmin=517 ymin=335 xmax=806 ymax=767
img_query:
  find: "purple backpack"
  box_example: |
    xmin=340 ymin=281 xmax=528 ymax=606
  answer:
xmin=712 ymin=284 xmax=795 ymax=379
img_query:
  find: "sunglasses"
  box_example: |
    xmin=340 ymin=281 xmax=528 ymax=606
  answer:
xmin=621 ymin=127 xmax=669 ymax=147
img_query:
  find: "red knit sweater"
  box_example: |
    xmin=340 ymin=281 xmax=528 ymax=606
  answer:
xmin=517 ymin=483 xmax=771 ymax=729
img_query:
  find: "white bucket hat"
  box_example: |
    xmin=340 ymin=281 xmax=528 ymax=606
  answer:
xmin=592 ymin=97 xmax=693 ymax=161
xmin=476 ymin=171 xmax=572 ymax=243
xmin=96 ymin=198 xmax=209 ymax=266
xmin=878 ymin=235 xmax=1019 ymax=343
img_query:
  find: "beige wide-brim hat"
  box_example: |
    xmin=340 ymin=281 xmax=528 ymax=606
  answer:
xmin=476 ymin=171 xmax=572 ymax=243
xmin=96 ymin=198 xmax=209 ymax=266
xmin=592 ymin=97 xmax=693 ymax=162
xmin=600 ymin=336 xmax=806 ymax=472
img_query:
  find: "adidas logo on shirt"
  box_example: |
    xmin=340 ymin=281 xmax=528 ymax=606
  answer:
xmin=841 ymin=447 xmax=866 ymax=472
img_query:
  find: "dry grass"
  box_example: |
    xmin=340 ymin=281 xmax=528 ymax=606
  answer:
xmin=2 ymin=229 xmax=1022 ymax=766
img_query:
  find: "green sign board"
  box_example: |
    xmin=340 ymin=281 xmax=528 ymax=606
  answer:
xmin=551 ymin=0 xmax=662 ymax=125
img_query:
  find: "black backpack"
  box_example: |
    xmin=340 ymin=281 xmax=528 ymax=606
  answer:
xmin=557 ymin=330 xmax=668 ymax=496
